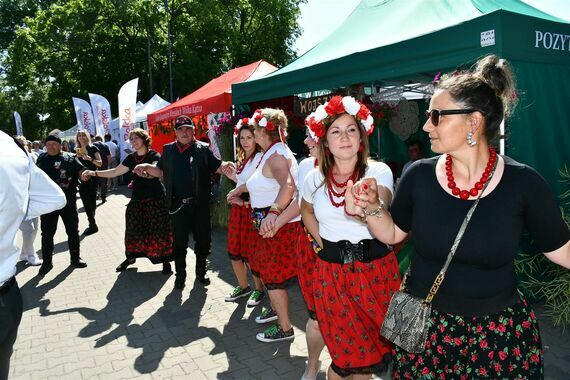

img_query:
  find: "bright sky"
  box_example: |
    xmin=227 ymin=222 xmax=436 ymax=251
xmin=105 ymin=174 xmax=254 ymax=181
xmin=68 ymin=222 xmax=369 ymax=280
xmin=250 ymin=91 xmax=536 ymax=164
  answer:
xmin=295 ymin=0 xmax=570 ymax=56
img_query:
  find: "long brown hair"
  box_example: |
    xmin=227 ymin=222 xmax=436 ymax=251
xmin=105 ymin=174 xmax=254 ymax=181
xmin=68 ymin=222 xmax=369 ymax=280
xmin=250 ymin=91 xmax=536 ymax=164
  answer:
xmin=316 ymin=114 xmax=370 ymax=187
xmin=236 ymin=126 xmax=261 ymax=165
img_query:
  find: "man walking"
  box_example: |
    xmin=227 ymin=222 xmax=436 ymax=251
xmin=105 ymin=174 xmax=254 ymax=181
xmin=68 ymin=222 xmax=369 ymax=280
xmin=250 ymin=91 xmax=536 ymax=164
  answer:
xmin=0 ymin=131 xmax=66 ymax=379
xmin=36 ymin=134 xmax=88 ymax=275
xmin=134 ymin=115 xmax=230 ymax=289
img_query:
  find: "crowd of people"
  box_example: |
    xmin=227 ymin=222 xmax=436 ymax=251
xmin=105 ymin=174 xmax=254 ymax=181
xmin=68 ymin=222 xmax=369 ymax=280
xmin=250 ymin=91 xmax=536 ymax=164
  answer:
xmin=2 ymin=55 xmax=569 ymax=379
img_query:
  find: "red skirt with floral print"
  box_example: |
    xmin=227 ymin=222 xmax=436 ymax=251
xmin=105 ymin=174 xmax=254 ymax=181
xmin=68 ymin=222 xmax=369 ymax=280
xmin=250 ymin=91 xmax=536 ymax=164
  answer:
xmin=227 ymin=204 xmax=256 ymax=261
xmin=313 ymin=251 xmax=400 ymax=374
xmin=296 ymin=231 xmax=318 ymax=316
xmin=254 ymin=221 xmax=301 ymax=289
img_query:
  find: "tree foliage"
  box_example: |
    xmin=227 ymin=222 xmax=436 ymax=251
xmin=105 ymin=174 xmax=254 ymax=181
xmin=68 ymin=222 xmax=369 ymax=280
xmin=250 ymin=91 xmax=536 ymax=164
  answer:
xmin=0 ymin=0 xmax=305 ymax=138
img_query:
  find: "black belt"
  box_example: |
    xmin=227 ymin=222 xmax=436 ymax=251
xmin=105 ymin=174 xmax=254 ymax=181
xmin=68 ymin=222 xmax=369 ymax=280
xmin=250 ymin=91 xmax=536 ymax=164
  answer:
xmin=0 ymin=277 xmax=16 ymax=295
xmin=319 ymin=238 xmax=391 ymax=264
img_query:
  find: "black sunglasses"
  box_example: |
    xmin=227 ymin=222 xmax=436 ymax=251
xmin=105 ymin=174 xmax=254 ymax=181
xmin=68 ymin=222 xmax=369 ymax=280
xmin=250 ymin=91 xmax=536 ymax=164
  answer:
xmin=425 ymin=109 xmax=480 ymax=126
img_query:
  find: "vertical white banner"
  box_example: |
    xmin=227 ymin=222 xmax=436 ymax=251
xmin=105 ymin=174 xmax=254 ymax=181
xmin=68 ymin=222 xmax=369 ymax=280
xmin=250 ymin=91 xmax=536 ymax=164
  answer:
xmin=13 ymin=111 xmax=23 ymax=136
xmin=72 ymin=97 xmax=96 ymax=136
xmin=88 ymin=93 xmax=112 ymax=137
xmin=118 ymin=78 xmax=138 ymax=161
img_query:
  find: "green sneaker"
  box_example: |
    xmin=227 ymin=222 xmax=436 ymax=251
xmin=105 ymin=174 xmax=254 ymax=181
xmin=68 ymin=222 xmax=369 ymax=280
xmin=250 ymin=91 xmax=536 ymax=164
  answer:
xmin=255 ymin=306 xmax=278 ymax=324
xmin=246 ymin=289 xmax=265 ymax=307
xmin=225 ymin=285 xmax=252 ymax=302
xmin=256 ymin=324 xmax=294 ymax=343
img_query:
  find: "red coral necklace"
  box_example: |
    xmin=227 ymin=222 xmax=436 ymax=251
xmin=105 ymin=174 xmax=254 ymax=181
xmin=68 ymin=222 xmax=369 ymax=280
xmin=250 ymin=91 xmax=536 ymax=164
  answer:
xmin=445 ymin=147 xmax=497 ymax=200
xmin=326 ymin=167 xmax=359 ymax=207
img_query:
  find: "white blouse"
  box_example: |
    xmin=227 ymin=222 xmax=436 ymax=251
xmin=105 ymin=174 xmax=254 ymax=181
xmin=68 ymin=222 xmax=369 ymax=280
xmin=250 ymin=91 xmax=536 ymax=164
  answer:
xmin=247 ymin=142 xmax=300 ymax=222
xmin=236 ymin=152 xmax=263 ymax=186
xmin=303 ymin=161 xmax=394 ymax=243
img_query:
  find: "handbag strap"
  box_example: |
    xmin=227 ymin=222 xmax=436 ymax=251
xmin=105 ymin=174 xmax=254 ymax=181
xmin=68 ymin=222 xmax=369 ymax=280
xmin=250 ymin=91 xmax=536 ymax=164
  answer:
xmin=401 ymin=155 xmax=498 ymax=304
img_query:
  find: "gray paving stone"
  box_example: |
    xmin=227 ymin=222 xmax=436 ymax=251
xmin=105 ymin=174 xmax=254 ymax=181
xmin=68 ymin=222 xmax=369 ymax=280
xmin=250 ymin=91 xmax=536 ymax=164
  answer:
xmin=8 ymin=187 xmax=570 ymax=379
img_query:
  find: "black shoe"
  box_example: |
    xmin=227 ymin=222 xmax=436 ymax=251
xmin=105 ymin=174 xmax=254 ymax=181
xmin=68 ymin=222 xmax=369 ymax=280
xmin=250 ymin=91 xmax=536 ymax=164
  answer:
xmin=38 ymin=262 xmax=53 ymax=276
xmin=162 ymin=262 xmax=172 ymax=275
xmin=70 ymin=258 xmax=87 ymax=268
xmin=197 ymin=273 xmax=211 ymax=286
xmin=83 ymin=226 xmax=99 ymax=235
xmin=174 ymin=276 xmax=185 ymax=290
xmin=116 ymin=259 xmax=135 ymax=272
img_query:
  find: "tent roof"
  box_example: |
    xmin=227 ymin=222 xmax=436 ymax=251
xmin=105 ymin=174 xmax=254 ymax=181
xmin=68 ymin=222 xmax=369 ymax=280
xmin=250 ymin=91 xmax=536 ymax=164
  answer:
xmin=148 ymin=60 xmax=277 ymax=126
xmin=136 ymin=94 xmax=170 ymax=122
xmin=233 ymin=0 xmax=568 ymax=103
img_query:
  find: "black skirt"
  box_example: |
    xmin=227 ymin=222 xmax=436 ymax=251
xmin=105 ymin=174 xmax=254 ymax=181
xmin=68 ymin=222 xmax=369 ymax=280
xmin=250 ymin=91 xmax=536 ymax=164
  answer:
xmin=125 ymin=197 xmax=173 ymax=264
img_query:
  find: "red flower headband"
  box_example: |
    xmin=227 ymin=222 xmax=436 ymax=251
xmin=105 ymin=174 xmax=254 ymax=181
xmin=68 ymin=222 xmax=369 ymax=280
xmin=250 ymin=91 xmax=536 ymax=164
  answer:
xmin=305 ymin=95 xmax=374 ymax=142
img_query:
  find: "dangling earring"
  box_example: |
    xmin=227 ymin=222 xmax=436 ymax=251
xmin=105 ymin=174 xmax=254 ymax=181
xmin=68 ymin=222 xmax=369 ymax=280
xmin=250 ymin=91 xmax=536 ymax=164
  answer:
xmin=358 ymin=144 xmax=363 ymax=152
xmin=325 ymin=147 xmax=331 ymax=156
xmin=467 ymin=131 xmax=477 ymax=147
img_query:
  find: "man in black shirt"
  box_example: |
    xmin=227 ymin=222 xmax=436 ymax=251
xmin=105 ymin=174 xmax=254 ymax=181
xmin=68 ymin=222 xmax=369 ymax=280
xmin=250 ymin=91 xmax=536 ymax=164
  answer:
xmin=133 ymin=115 xmax=230 ymax=289
xmin=93 ymin=135 xmax=111 ymax=203
xmin=36 ymin=134 xmax=88 ymax=275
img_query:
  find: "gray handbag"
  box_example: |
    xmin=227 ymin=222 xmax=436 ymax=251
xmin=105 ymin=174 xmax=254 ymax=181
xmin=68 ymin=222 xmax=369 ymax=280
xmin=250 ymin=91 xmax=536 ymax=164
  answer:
xmin=380 ymin=160 xmax=496 ymax=353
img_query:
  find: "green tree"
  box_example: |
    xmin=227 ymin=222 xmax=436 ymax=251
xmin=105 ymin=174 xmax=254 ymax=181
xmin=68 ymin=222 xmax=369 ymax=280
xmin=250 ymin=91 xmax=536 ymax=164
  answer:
xmin=1 ymin=0 xmax=305 ymax=137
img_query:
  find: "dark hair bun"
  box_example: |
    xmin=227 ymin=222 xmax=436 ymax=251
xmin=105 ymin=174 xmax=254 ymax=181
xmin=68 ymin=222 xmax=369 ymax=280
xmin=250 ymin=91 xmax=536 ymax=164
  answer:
xmin=473 ymin=55 xmax=517 ymax=115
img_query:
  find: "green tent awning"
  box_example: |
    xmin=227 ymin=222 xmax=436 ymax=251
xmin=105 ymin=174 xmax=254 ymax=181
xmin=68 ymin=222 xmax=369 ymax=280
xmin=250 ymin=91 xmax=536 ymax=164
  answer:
xmin=233 ymin=0 xmax=570 ymax=196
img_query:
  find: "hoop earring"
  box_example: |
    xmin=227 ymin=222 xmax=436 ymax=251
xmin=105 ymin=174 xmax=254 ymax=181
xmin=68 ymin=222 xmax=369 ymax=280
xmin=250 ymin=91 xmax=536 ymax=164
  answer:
xmin=467 ymin=131 xmax=477 ymax=147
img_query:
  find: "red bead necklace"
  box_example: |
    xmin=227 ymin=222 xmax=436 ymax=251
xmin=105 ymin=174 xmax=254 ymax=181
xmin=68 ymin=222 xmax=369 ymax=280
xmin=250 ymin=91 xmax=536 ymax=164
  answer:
xmin=236 ymin=153 xmax=254 ymax=175
xmin=134 ymin=149 xmax=149 ymax=164
xmin=445 ymin=147 xmax=497 ymax=200
xmin=326 ymin=167 xmax=359 ymax=207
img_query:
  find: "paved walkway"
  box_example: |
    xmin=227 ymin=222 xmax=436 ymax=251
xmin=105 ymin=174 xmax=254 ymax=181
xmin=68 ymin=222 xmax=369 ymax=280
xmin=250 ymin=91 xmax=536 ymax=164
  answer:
xmin=10 ymin=188 xmax=570 ymax=379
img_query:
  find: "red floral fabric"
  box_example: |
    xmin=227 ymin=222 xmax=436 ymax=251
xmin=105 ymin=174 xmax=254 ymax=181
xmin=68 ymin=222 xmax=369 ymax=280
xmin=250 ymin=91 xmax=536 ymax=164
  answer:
xmin=296 ymin=231 xmax=318 ymax=316
xmin=227 ymin=204 xmax=256 ymax=261
xmin=254 ymin=221 xmax=300 ymax=288
xmin=125 ymin=197 xmax=173 ymax=263
xmin=393 ymin=294 xmax=543 ymax=379
xmin=313 ymin=252 xmax=400 ymax=374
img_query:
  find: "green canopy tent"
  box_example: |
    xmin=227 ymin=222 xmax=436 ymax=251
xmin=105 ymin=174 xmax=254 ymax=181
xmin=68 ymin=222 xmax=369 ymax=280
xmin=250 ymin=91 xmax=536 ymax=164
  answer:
xmin=233 ymin=0 xmax=570 ymax=196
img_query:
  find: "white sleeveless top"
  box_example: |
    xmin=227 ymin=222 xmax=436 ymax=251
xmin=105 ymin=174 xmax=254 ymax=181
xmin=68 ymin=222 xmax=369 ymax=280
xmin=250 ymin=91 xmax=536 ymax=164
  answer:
xmin=236 ymin=152 xmax=262 ymax=186
xmin=297 ymin=156 xmax=317 ymax=207
xmin=247 ymin=142 xmax=300 ymax=222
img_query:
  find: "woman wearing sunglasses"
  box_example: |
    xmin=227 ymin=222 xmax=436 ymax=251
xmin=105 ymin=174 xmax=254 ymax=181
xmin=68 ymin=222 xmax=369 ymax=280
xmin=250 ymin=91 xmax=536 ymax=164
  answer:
xmin=301 ymin=96 xmax=401 ymax=379
xmin=346 ymin=55 xmax=569 ymax=379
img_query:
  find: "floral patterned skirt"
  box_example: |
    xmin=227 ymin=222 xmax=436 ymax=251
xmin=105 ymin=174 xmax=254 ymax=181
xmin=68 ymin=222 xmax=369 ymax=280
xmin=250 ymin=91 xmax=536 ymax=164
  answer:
xmin=253 ymin=221 xmax=300 ymax=289
xmin=125 ymin=197 xmax=173 ymax=264
xmin=227 ymin=204 xmax=255 ymax=262
xmin=393 ymin=294 xmax=543 ymax=379
xmin=296 ymin=229 xmax=318 ymax=319
xmin=313 ymin=252 xmax=400 ymax=376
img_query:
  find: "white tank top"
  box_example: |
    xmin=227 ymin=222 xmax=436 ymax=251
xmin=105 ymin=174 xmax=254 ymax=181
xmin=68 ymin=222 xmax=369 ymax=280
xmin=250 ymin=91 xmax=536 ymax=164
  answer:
xmin=236 ymin=152 xmax=262 ymax=186
xmin=247 ymin=142 xmax=299 ymax=224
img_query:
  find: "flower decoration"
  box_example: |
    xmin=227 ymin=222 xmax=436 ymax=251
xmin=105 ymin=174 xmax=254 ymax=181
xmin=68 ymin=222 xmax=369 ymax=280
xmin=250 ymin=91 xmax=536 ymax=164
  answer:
xmin=234 ymin=117 xmax=250 ymax=136
xmin=304 ymin=95 xmax=374 ymax=142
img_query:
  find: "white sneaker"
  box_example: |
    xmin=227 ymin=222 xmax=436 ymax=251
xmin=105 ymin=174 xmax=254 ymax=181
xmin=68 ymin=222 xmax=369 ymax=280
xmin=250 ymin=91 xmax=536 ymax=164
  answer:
xmin=27 ymin=255 xmax=43 ymax=266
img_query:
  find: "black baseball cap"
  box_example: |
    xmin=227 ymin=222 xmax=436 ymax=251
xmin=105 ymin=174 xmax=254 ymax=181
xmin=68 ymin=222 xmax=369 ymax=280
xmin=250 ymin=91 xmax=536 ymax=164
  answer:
xmin=175 ymin=115 xmax=195 ymax=129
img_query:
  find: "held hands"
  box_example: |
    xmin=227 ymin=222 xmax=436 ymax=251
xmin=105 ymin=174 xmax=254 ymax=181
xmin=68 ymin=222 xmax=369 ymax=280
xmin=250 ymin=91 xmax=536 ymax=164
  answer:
xmin=81 ymin=170 xmax=94 ymax=182
xmin=220 ymin=162 xmax=237 ymax=180
xmin=345 ymin=177 xmax=380 ymax=219
xmin=259 ymin=213 xmax=283 ymax=239
xmin=133 ymin=163 xmax=151 ymax=177
xmin=226 ymin=187 xmax=243 ymax=204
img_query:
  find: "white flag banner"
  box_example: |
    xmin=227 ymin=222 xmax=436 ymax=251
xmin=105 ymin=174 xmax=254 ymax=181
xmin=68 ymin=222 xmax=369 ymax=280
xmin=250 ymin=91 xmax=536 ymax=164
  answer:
xmin=72 ymin=97 xmax=96 ymax=136
xmin=88 ymin=93 xmax=112 ymax=137
xmin=118 ymin=78 xmax=138 ymax=161
xmin=14 ymin=111 xmax=23 ymax=136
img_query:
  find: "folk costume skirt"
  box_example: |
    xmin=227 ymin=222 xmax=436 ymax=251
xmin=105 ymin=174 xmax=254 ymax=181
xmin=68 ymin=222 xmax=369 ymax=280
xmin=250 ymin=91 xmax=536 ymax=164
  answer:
xmin=313 ymin=251 xmax=400 ymax=376
xmin=227 ymin=204 xmax=256 ymax=262
xmin=125 ymin=197 xmax=173 ymax=263
xmin=296 ymin=228 xmax=318 ymax=319
xmin=393 ymin=294 xmax=543 ymax=379
xmin=254 ymin=221 xmax=301 ymax=289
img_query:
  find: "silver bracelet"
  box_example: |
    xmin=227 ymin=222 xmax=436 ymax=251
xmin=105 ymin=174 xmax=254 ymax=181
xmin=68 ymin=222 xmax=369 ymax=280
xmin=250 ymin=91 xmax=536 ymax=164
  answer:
xmin=363 ymin=199 xmax=385 ymax=218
